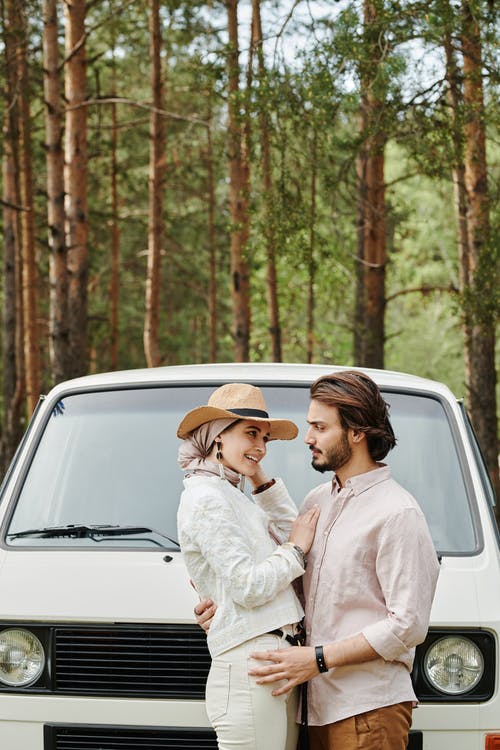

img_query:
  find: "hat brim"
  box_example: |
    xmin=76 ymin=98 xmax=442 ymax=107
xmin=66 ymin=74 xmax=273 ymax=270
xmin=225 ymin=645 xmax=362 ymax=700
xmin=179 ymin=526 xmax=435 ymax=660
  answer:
xmin=177 ymin=405 xmax=298 ymax=441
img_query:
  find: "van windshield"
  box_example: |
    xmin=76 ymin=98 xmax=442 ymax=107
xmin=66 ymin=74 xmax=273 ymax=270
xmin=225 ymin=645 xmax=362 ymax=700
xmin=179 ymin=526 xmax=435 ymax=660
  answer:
xmin=4 ymin=385 xmax=476 ymax=553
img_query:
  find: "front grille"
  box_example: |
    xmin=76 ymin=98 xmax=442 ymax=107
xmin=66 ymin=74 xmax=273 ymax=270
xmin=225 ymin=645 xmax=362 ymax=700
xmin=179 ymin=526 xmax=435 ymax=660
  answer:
xmin=44 ymin=724 xmax=420 ymax=750
xmin=53 ymin=624 xmax=210 ymax=698
xmin=44 ymin=725 xmax=217 ymax=750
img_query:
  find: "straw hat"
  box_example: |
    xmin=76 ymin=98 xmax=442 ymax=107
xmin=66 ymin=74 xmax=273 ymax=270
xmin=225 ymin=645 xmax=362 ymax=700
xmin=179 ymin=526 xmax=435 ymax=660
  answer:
xmin=176 ymin=383 xmax=298 ymax=441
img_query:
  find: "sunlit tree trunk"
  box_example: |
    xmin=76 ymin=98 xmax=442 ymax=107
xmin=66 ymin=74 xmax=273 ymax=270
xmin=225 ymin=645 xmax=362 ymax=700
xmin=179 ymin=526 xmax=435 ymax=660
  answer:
xmin=307 ymin=133 xmax=317 ymax=364
xmin=207 ymin=103 xmax=217 ymax=363
xmin=1 ymin=3 xmax=25 ymax=469
xmin=43 ymin=0 xmax=69 ymax=383
xmin=64 ymin=0 xmax=88 ymax=378
xmin=109 ymin=98 xmax=120 ymax=370
xmin=252 ymin=0 xmax=281 ymax=361
xmin=461 ymin=0 xmax=499 ymax=502
xmin=355 ymin=0 xmax=387 ymax=369
xmin=227 ymin=0 xmax=251 ymax=362
xmin=144 ymin=0 xmax=166 ymax=368
xmin=354 ymin=119 xmax=368 ymax=365
xmin=443 ymin=20 xmax=472 ymax=381
xmin=11 ymin=0 xmax=40 ymax=414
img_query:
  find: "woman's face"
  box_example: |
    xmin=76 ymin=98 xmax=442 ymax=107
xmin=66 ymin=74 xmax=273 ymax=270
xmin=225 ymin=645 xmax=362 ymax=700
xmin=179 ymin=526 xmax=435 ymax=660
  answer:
xmin=217 ymin=420 xmax=270 ymax=477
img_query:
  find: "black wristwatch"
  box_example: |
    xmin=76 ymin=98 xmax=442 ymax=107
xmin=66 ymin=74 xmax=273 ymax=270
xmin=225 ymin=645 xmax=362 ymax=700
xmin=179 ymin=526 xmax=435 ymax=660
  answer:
xmin=315 ymin=645 xmax=329 ymax=673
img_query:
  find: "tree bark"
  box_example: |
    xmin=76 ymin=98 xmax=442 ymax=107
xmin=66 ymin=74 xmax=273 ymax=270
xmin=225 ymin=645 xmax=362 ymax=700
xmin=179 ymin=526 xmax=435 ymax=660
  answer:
xmin=354 ymin=116 xmax=368 ymax=365
xmin=43 ymin=0 xmax=69 ymax=384
xmin=10 ymin=0 xmax=40 ymax=414
xmin=307 ymin=133 xmax=317 ymax=364
xmin=227 ymin=0 xmax=251 ymax=362
xmin=144 ymin=0 xmax=166 ymax=368
xmin=443 ymin=21 xmax=472 ymax=384
xmin=207 ymin=102 xmax=217 ymax=363
xmin=109 ymin=99 xmax=120 ymax=370
xmin=252 ymin=0 xmax=281 ymax=362
xmin=461 ymin=0 xmax=499 ymax=504
xmin=355 ymin=0 xmax=387 ymax=369
xmin=64 ymin=0 xmax=89 ymax=378
xmin=1 ymin=4 xmax=25 ymax=470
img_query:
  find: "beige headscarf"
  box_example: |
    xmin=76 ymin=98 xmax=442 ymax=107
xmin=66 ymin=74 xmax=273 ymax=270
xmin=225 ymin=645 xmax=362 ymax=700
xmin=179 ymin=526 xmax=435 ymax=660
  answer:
xmin=177 ymin=417 xmax=241 ymax=486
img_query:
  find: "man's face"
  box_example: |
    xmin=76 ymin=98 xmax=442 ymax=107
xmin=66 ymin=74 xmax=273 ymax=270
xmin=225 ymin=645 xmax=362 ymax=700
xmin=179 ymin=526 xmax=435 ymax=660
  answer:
xmin=305 ymin=399 xmax=352 ymax=474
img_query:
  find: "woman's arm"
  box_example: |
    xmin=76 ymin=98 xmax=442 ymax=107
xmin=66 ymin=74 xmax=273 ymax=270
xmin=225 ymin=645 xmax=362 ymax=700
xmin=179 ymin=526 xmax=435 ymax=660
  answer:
xmin=183 ymin=490 xmax=308 ymax=608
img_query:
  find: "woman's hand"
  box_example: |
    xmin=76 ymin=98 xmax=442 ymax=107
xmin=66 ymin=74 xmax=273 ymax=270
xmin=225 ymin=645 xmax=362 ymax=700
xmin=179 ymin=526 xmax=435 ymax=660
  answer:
xmin=289 ymin=505 xmax=320 ymax=554
xmin=248 ymin=463 xmax=269 ymax=491
xmin=194 ymin=598 xmax=217 ymax=633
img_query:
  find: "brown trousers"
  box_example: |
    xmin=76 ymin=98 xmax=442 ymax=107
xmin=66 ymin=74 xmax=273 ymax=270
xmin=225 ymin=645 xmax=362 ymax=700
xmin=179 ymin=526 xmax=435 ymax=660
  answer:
xmin=308 ymin=701 xmax=413 ymax=750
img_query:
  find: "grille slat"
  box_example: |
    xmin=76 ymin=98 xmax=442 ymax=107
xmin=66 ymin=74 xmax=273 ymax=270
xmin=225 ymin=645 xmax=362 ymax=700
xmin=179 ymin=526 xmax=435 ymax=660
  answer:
xmin=53 ymin=625 xmax=210 ymax=698
xmin=44 ymin=726 xmax=217 ymax=750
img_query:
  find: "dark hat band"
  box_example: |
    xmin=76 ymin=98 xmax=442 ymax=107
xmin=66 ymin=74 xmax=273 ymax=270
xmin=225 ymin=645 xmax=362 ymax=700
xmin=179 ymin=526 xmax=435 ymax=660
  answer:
xmin=227 ymin=407 xmax=269 ymax=419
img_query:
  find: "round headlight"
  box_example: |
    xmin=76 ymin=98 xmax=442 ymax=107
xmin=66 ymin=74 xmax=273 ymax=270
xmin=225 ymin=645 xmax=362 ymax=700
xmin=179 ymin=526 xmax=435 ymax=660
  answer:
xmin=0 ymin=629 xmax=45 ymax=687
xmin=423 ymin=636 xmax=484 ymax=695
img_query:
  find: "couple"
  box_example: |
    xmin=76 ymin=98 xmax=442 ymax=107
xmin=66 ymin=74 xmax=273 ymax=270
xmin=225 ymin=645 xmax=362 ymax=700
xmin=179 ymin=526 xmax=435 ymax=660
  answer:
xmin=176 ymin=371 xmax=440 ymax=750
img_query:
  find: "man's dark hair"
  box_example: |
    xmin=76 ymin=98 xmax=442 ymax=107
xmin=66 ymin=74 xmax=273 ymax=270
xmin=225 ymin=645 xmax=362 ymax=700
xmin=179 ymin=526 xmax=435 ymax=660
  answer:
xmin=310 ymin=370 xmax=396 ymax=461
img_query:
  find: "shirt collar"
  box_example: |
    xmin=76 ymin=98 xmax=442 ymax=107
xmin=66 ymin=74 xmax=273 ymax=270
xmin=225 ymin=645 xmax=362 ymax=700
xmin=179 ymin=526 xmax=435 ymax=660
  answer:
xmin=332 ymin=463 xmax=390 ymax=496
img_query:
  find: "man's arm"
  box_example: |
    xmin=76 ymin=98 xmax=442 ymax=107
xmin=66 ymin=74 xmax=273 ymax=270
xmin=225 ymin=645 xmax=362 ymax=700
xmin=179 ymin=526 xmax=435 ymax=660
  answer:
xmin=248 ymin=633 xmax=379 ymax=696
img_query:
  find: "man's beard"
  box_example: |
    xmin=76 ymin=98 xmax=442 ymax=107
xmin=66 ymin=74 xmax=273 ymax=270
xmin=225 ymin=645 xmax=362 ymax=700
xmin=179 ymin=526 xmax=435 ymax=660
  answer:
xmin=311 ymin=430 xmax=352 ymax=473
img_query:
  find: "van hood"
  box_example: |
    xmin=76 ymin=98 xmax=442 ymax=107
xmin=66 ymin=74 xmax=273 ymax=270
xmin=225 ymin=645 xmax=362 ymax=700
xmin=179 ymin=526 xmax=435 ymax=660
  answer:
xmin=0 ymin=549 xmax=198 ymax=623
xmin=0 ymin=550 xmax=487 ymax=627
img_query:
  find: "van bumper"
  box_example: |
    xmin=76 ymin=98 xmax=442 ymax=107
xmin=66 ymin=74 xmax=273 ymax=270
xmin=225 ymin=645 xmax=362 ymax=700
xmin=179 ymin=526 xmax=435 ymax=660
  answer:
xmin=0 ymin=694 xmax=211 ymax=750
xmin=0 ymin=695 xmax=498 ymax=750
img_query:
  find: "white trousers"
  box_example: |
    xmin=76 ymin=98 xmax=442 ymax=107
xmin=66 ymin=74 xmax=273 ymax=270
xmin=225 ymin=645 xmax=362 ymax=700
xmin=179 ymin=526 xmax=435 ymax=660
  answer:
xmin=205 ymin=631 xmax=299 ymax=750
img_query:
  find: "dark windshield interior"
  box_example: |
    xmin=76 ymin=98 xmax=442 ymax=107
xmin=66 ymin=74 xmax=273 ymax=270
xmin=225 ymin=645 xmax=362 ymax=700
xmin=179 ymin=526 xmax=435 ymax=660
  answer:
xmin=4 ymin=384 xmax=476 ymax=553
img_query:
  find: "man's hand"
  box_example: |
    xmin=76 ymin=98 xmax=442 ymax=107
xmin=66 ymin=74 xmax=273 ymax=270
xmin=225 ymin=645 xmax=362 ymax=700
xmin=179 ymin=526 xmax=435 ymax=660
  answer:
xmin=194 ymin=597 xmax=217 ymax=633
xmin=248 ymin=645 xmax=318 ymax=695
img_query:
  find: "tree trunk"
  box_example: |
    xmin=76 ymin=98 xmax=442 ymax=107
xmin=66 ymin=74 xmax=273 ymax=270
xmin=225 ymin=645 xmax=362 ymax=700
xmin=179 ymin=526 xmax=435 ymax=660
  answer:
xmin=64 ymin=0 xmax=88 ymax=378
xmin=43 ymin=0 xmax=69 ymax=384
xmin=12 ymin=0 xmax=40 ymax=414
xmin=354 ymin=108 xmax=368 ymax=365
xmin=355 ymin=0 xmax=387 ymax=369
xmin=307 ymin=133 xmax=317 ymax=364
xmin=207 ymin=103 xmax=217 ymax=363
xmin=109 ymin=99 xmax=120 ymax=370
xmin=144 ymin=0 xmax=166 ymax=368
xmin=1 ymin=5 xmax=25 ymax=470
xmin=461 ymin=0 xmax=499 ymax=504
xmin=227 ymin=0 xmax=251 ymax=362
xmin=252 ymin=0 xmax=281 ymax=362
xmin=443 ymin=22 xmax=472 ymax=384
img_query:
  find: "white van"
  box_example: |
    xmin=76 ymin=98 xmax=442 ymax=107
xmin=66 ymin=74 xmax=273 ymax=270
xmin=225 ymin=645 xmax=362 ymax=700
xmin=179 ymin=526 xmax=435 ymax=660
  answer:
xmin=0 ymin=363 xmax=498 ymax=750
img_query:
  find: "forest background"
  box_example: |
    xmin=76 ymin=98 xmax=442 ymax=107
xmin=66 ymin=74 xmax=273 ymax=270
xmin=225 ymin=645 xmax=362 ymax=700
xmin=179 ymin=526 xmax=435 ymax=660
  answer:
xmin=1 ymin=0 xmax=499 ymax=511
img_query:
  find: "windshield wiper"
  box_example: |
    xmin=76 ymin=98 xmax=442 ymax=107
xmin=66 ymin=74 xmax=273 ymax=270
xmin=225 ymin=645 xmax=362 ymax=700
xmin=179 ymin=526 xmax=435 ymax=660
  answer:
xmin=7 ymin=524 xmax=179 ymax=547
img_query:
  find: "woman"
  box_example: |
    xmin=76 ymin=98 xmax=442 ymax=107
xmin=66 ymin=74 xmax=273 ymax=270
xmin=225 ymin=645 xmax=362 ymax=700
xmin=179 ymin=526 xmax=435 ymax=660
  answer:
xmin=177 ymin=382 xmax=319 ymax=750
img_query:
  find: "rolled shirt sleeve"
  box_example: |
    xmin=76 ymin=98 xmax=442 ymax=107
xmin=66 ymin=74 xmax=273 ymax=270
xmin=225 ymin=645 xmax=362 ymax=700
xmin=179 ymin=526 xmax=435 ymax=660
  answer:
xmin=362 ymin=507 xmax=440 ymax=661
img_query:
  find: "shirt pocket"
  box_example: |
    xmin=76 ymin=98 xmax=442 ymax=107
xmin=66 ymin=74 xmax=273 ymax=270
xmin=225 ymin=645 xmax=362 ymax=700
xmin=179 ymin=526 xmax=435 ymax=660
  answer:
xmin=205 ymin=661 xmax=231 ymax=723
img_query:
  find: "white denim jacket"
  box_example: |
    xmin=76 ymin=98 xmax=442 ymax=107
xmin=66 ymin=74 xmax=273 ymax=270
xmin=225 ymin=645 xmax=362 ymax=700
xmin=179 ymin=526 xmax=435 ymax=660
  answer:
xmin=177 ymin=475 xmax=304 ymax=657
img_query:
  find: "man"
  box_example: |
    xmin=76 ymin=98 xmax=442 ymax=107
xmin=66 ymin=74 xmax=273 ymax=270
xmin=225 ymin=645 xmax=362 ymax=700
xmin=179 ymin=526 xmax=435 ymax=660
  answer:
xmin=197 ymin=371 xmax=440 ymax=750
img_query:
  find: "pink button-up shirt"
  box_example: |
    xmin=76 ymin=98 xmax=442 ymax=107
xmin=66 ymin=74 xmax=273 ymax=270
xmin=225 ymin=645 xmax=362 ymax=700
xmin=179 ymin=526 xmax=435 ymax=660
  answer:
xmin=301 ymin=464 xmax=440 ymax=725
